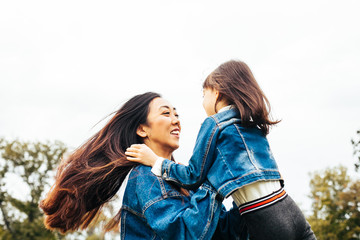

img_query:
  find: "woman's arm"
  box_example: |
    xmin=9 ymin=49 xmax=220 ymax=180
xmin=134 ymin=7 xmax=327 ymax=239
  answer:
xmin=143 ymin=183 xmax=246 ymax=240
xmin=126 ymin=166 xmax=246 ymax=240
xmin=142 ymin=183 xmax=220 ymax=240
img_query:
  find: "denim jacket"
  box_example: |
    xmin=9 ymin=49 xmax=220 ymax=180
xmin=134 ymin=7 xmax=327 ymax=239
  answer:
xmin=161 ymin=109 xmax=283 ymax=198
xmin=120 ymin=165 xmax=248 ymax=240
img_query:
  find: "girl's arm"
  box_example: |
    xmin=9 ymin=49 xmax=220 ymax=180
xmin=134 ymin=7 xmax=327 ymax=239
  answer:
xmin=126 ymin=117 xmax=219 ymax=190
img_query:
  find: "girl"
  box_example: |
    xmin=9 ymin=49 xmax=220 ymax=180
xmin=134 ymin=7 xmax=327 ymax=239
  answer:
xmin=126 ymin=61 xmax=317 ymax=240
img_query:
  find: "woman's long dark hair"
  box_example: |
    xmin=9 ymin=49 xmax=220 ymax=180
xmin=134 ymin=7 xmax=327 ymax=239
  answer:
xmin=203 ymin=60 xmax=280 ymax=135
xmin=39 ymin=92 xmax=161 ymax=233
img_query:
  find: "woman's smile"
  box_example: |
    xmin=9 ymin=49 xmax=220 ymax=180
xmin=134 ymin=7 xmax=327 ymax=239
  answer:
xmin=170 ymin=128 xmax=180 ymax=138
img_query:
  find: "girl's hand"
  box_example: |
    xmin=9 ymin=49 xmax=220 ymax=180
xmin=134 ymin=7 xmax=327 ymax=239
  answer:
xmin=125 ymin=144 xmax=158 ymax=167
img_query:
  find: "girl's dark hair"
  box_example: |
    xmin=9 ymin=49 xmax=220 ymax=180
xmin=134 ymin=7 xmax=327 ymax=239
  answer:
xmin=203 ymin=60 xmax=280 ymax=135
xmin=39 ymin=92 xmax=161 ymax=233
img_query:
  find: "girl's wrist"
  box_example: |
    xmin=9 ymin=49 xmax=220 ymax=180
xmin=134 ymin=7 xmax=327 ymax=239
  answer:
xmin=151 ymin=157 xmax=164 ymax=176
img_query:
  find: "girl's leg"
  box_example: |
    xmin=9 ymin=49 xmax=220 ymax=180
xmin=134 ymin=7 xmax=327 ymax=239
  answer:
xmin=243 ymin=195 xmax=316 ymax=240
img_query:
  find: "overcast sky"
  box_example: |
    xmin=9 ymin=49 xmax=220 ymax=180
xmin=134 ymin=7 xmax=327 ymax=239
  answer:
xmin=1 ymin=0 xmax=359 ymax=213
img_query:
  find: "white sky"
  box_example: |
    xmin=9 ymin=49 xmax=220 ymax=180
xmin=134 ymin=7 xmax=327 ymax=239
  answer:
xmin=1 ymin=0 xmax=359 ymax=214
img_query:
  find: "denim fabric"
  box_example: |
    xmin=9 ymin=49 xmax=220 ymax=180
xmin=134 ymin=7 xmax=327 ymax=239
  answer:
xmin=243 ymin=195 xmax=316 ymax=240
xmin=120 ymin=165 xmax=248 ymax=240
xmin=161 ymin=108 xmax=282 ymax=198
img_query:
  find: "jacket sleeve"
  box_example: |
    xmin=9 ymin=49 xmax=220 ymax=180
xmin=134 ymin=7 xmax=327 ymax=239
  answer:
xmin=212 ymin=202 xmax=249 ymax=240
xmin=161 ymin=117 xmax=219 ymax=190
xmin=142 ymin=183 xmax=222 ymax=240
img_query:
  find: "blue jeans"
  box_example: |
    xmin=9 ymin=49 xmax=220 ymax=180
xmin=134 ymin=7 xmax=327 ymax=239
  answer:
xmin=243 ymin=195 xmax=316 ymax=240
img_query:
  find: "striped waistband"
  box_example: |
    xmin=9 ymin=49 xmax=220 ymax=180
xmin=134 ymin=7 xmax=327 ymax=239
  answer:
xmin=238 ymin=188 xmax=287 ymax=215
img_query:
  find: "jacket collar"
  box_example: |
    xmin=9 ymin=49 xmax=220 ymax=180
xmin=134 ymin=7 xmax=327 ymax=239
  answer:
xmin=212 ymin=107 xmax=240 ymax=123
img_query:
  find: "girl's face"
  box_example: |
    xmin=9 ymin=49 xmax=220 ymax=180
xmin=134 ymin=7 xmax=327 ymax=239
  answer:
xmin=141 ymin=97 xmax=181 ymax=154
xmin=202 ymin=88 xmax=218 ymax=116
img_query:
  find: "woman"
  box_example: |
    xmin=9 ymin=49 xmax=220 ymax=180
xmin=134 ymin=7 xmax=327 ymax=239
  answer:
xmin=40 ymin=92 xmax=247 ymax=239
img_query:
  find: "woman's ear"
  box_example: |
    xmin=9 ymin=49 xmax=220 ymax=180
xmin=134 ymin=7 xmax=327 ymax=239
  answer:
xmin=136 ymin=125 xmax=148 ymax=138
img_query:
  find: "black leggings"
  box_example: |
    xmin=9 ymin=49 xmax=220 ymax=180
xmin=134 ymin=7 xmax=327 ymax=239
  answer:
xmin=243 ymin=195 xmax=316 ymax=240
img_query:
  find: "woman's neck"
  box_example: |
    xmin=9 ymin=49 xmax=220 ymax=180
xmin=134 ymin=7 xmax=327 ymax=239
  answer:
xmin=145 ymin=141 xmax=173 ymax=159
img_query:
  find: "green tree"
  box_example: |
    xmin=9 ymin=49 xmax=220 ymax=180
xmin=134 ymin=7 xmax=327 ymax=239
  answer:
xmin=0 ymin=138 xmax=67 ymax=240
xmin=307 ymin=165 xmax=360 ymax=239
xmin=0 ymin=138 xmax=120 ymax=240
xmin=352 ymin=130 xmax=360 ymax=172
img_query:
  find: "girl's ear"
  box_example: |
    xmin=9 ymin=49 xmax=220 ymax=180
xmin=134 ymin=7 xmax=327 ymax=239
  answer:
xmin=214 ymin=89 xmax=222 ymax=101
xmin=136 ymin=125 xmax=148 ymax=138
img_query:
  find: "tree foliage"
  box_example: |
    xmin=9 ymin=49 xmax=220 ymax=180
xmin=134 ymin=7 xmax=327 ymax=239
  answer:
xmin=352 ymin=130 xmax=360 ymax=172
xmin=0 ymin=138 xmax=67 ymax=240
xmin=307 ymin=165 xmax=360 ymax=240
xmin=0 ymin=138 xmax=120 ymax=240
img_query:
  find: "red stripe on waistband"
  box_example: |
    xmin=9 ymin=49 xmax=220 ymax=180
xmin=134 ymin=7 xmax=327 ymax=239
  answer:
xmin=239 ymin=188 xmax=287 ymax=215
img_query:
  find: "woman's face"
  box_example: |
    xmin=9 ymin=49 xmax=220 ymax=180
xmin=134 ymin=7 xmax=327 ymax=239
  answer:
xmin=141 ymin=97 xmax=181 ymax=155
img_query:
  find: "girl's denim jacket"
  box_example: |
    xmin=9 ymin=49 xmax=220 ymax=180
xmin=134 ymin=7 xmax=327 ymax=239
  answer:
xmin=161 ymin=109 xmax=283 ymax=198
xmin=120 ymin=165 xmax=248 ymax=240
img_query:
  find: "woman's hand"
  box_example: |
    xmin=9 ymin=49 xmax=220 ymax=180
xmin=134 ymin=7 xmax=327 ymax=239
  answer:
xmin=125 ymin=144 xmax=158 ymax=167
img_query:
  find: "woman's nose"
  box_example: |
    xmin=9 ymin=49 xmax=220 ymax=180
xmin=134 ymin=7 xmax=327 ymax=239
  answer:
xmin=171 ymin=115 xmax=180 ymax=125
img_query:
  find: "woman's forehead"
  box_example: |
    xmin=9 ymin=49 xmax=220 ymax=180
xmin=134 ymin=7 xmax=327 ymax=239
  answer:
xmin=150 ymin=97 xmax=175 ymax=111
